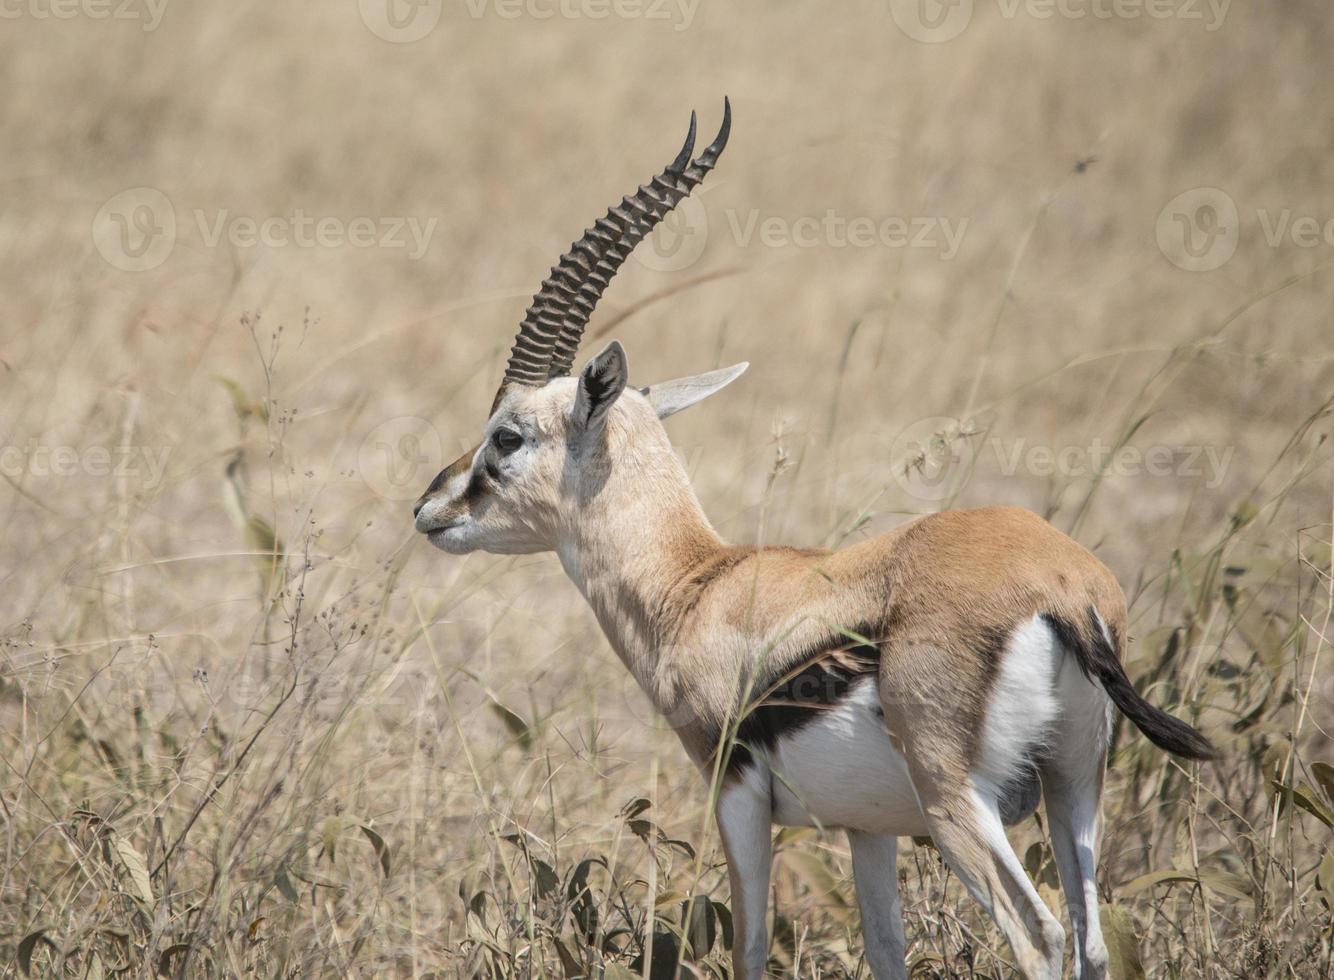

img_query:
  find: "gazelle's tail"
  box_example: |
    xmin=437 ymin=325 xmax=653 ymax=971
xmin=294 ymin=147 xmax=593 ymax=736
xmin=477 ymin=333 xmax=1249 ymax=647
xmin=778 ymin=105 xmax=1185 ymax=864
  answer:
xmin=1042 ymin=609 xmax=1217 ymax=761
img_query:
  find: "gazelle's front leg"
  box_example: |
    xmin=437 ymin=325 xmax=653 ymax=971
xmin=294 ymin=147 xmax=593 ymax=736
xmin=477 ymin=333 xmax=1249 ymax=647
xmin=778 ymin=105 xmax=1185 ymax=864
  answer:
xmin=716 ymin=772 xmax=774 ymax=979
xmin=848 ymin=830 xmax=909 ymax=980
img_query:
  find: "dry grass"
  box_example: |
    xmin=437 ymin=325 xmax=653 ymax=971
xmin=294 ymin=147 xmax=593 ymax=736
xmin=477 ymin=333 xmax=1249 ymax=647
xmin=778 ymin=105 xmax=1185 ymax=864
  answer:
xmin=2 ymin=1 xmax=1334 ymax=977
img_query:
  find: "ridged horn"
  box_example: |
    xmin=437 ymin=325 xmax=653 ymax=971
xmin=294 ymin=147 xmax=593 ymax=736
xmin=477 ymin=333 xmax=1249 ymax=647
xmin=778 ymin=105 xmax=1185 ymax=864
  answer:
xmin=494 ymin=98 xmax=731 ymax=407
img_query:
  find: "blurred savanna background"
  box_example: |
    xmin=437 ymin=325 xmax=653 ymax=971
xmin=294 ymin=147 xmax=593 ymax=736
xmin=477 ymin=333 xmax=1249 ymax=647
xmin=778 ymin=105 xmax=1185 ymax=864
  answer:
xmin=2 ymin=0 xmax=1333 ymax=976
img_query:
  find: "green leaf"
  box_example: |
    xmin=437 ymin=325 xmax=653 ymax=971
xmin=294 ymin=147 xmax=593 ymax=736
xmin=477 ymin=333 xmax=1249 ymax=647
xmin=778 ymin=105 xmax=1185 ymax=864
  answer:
xmin=712 ymin=900 xmax=733 ymax=952
xmin=18 ymin=930 xmax=57 ymax=977
xmin=621 ymin=797 xmax=652 ymax=819
xmin=631 ymin=930 xmax=682 ymax=980
xmin=663 ymin=837 xmax=696 ymax=860
xmin=360 ymin=824 xmax=391 ymax=877
xmin=157 ymin=943 xmax=191 ymax=977
xmin=1315 ymin=851 xmax=1334 ymax=910
xmin=682 ymin=896 xmax=717 ymax=959
xmin=566 ymin=857 xmax=605 ymax=942
xmin=113 ymin=837 xmax=154 ymax=908
xmin=274 ymin=865 xmax=299 ymax=903
xmin=782 ymin=850 xmax=848 ymax=908
xmin=1273 ymin=779 xmax=1334 ymax=828
xmin=213 ymin=375 xmax=268 ymax=423
xmin=1118 ymin=868 xmax=1200 ymax=898
xmin=1311 ymin=762 xmax=1334 ymax=807
xmin=1101 ymin=905 xmax=1146 ymax=980
xmin=488 ymin=699 xmax=534 ymax=750
xmin=553 ymin=938 xmax=583 ymax=978
xmin=531 ymin=858 xmax=558 ymax=899
xmin=321 ymin=816 xmax=340 ymax=863
xmin=1198 ymin=870 xmax=1254 ymax=903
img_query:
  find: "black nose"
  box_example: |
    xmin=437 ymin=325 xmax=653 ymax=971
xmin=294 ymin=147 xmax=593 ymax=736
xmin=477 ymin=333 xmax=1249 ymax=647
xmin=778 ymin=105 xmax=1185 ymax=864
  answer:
xmin=413 ymin=498 xmax=425 ymax=519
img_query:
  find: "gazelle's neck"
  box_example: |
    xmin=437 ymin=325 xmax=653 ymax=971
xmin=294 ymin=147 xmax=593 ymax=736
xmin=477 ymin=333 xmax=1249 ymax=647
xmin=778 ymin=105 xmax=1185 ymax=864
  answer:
xmin=555 ymin=428 xmax=726 ymax=690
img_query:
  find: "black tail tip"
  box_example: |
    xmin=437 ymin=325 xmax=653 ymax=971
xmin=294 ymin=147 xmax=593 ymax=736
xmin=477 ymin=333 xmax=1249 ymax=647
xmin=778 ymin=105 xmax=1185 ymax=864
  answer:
xmin=1139 ymin=711 xmax=1219 ymax=761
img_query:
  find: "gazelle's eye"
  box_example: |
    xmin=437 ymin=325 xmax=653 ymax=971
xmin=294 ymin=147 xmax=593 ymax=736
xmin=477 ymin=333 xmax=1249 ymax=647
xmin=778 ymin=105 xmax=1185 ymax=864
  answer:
xmin=491 ymin=427 xmax=523 ymax=454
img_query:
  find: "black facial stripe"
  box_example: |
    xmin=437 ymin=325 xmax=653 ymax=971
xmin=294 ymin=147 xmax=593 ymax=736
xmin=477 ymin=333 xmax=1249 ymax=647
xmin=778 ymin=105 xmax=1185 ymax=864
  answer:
xmin=714 ymin=626 xmax=883 ymax=778
xmin=464 ymin=465 xmax=491 ymax=506
xmin=424 ymin=467 xmax=450 ymax=498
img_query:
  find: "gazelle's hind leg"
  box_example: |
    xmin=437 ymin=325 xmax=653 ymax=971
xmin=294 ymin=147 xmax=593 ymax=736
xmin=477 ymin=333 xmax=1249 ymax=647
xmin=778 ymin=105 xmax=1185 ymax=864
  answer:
xmin=915 ymin=779 xmax=1065 ymax=980
xmin=1040 ymin=640 xmax=1114 ymax=979
xmin=881 ymin=616 xmax=1067 ymax=978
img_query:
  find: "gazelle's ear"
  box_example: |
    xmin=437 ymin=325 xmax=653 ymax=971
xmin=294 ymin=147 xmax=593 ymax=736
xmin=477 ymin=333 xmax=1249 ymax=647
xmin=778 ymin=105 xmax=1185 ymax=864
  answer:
xmin=572 ymin=341 xmax=629 ymax=444
xmin=641 ymin=362 xmax=749 ymax=419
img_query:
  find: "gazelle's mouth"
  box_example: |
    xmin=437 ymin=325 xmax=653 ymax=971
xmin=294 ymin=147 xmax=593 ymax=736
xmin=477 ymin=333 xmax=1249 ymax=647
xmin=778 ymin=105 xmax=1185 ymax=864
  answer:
xmin=424 ymin=519 xmax=472 ymax=554
xmin=417 ymin=515 xmax=464 ymax=536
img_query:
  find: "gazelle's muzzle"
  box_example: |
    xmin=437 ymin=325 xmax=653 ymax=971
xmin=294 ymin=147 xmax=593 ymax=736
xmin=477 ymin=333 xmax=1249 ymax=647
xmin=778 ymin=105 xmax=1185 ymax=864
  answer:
xmin=413 ymin=446 xmax=477 ymax=534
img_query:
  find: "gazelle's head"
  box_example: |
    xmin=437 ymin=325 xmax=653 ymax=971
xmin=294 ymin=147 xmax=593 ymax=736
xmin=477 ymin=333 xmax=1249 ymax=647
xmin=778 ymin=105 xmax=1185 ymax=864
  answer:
xmin=414 ymin=102 xmax=746 ymax=557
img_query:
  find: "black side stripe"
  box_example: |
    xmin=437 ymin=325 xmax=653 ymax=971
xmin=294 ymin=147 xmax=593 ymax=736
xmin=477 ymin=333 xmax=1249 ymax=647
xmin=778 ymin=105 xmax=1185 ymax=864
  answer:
xmin=714 ymin=626 xmax=882 ymax=778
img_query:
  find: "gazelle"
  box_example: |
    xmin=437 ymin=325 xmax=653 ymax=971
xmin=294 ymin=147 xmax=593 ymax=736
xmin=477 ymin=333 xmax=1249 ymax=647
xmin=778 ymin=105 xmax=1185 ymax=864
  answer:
xmin=413 ymin=101 xmax=1216 ymax=980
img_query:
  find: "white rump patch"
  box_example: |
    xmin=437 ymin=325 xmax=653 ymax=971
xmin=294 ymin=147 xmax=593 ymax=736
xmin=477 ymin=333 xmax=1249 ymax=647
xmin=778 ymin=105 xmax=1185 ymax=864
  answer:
xmin=974 ymin=615 xmax=1061 ymax=796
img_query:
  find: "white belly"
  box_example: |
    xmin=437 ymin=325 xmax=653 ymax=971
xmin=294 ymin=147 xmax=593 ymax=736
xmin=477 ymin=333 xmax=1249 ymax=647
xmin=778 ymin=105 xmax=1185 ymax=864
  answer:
xmin=764 ymin=679 xmax=928 ymax=836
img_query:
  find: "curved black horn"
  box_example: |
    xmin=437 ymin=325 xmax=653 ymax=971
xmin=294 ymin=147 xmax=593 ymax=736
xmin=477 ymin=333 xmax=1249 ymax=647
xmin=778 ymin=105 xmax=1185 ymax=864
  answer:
xmin=495 ymin=99 xmax=731 ymax=403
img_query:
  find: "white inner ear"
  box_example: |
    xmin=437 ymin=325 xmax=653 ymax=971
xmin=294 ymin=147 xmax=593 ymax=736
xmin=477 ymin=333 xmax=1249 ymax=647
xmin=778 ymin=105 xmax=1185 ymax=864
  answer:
xmin=643 ymin=362 xmax=749 ymax=419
